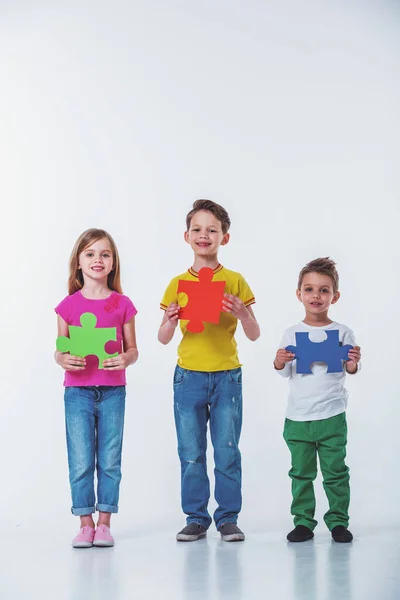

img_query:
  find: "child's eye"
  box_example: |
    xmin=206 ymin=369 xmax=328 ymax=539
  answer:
xmin=86 ymin=252 xmax=93 ymax=257
xmin=321 ymin=289 xmax=329 ymax=293
xmin=102 ymin=253 xmax=110 ymax=258
xmin=305 ymin=287 xmax=312 ymax=292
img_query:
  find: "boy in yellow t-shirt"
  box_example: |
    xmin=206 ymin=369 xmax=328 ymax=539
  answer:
xmin=158 ymin=199 xmax=260 ymax=542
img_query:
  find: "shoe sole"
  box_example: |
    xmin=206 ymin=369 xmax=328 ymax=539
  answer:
xmin=93 ymin=540 xmax=114 ymax=547
xmin=287 ymin=534 xmax=314 ymax=543
xmin=220 ymin=534 xmax=245 ymax=542
xmin=176 ymin=533 xmax=207 ymax=542
xmin=72 ymin=542 xmax=93 ymax=548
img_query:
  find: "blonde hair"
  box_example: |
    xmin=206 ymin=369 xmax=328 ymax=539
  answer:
xmin=68 ymin=228 xmax=122 ymax=295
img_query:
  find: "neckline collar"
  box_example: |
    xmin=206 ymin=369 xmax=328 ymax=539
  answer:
xmin=188 ymin=264 xmax=223 ymax=278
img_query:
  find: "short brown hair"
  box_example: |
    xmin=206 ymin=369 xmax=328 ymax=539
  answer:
xmin=297 ymin=257 xmax=339 ymax=293
xmin=186 ymin=199 xmax=231 ymax=234
xmin=68 ymin=228 xmax=122 ymax=295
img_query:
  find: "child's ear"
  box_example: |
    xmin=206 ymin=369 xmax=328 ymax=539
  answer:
xmin=296 ymin=289 xmax=302 ymax=302
xmin=221 ymin=233 xmax=230 ymax=246
xmin=331 ymin=291 xmax=341 ymax=304
xmin=184 ymin=231 xmax=190 ymax=244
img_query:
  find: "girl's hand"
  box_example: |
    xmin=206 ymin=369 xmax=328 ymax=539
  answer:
xmin=274 ymin=349 xmax=295 ymax=370
xmin=58 ymin=353 xmax=86 ymax=371
xmin=103 ymin=352 xmax=134 ymax=370
xmin=222 ymin=294 xmax=248 ymax=320
xmin=165 ymin=302 xmax=180 ymax=327
xmin=346 ymin=346 xmax=361 ymax=373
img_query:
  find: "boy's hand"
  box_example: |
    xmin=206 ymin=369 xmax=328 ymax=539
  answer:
xmin=165 ymin=302 xmax=180 ymax=327
xmin=346 ymin=345 xmax=361 ymax=373
xmin=274 ymin=349 xmax=295 ymax=370
xmin=222 ymin=294 xmax=249 ymax=320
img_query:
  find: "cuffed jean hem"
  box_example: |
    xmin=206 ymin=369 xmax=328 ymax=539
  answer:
xmin=71 ymin=506 xmax=95 ymax=516
xmin=216 ymin=518 xmax=238 ymax=530
xmin=96 ymin=503 xmax=119 ymax=513
xmin=187 ymin=517 xmax=210 ymax=529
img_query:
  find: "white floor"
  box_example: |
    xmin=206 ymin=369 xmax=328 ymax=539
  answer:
xmin=1 ymin=525 xmax=399 ymax=600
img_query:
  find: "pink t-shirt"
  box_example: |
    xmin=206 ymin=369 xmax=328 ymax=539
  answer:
xmin=55 ymin=290 xmax=137 ymax=387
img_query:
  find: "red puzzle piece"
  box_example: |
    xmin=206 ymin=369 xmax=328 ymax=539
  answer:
xmin=177 ymin=267 xmax=226 ymax=333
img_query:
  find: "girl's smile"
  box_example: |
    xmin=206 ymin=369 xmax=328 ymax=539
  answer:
xmin=79 ymin=238 xmax=114 ymax=281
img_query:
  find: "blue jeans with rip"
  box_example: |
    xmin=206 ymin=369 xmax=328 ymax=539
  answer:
xmin=64 ymin=385 xmax=126 ymax=516
xmin=173 ymin=365 xmax=243 ymax=530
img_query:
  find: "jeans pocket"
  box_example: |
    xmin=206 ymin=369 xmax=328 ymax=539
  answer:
xmin=173 ymin=365 xmax=187 ymax=386
xmin=112 ymin=385 xmax=126 ymax=394
xmin=64 ymin=386 xmax=80 ymax=400
xmin=227 ymin=367 xmax=242 ymax=385
xmin=110 ymin=386 xmax=126 ymax=401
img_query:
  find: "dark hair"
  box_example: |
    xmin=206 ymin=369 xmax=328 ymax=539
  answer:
xmin=186 ymin=199 xmax=231 ymax=234
xmin=297 ymin=257 xmax=339 ymax=293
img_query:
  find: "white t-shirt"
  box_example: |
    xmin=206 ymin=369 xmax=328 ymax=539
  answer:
xmin=276 ymin=321 xmax=359 ymax=422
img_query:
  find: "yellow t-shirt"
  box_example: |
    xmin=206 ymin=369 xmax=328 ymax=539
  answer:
xmin=160 ymin=264 xmax=255 ymax=372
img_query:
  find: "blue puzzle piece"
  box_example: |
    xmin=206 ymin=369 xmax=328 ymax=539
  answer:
xmin=286 ymin=330 xmax=353 ymax=374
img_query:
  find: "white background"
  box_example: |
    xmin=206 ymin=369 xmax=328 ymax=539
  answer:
xmin=0 ymin=0 xmax=399 ymax=538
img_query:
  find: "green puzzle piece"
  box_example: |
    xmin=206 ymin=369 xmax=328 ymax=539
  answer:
xmin=56 ymin=312 xmax=118 ymax=369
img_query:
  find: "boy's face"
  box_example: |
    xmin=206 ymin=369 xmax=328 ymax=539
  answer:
xmin=296 ymin=272 xmax=340 ymax=315
xmin=184 ymin=210 xmax=229 ymax=257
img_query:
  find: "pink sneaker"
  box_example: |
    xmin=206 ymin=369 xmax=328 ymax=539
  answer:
xmin=72 ymin=526 xmax=95 ymax=548
xmin=93 ymin=524 xmax=114 ymax=547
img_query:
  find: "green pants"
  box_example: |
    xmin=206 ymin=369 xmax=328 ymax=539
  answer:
xmin=283 ymin=412 xmax=350 ymax=531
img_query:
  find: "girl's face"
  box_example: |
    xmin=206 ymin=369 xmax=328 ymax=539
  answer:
xmin=296 ymin=272 xmax=340 ymax=316
xmin=78 ymin=237 xmax=114 ymax=284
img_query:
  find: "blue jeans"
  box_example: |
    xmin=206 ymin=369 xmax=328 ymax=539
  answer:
xmin=64 ymin=386 xmax=126 ymax=516
xmin=173 ymin=365 xmax=243 ymax=530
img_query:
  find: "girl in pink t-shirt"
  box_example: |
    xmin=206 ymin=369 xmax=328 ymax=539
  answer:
xmin=55 ymin=228 xmax=138 ymax=548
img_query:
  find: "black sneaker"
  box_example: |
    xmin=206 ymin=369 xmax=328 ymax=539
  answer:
xmin=219 ymin=523 xmax=245 ymax=542
xmin=287 ymin=525 xmax=314 ymax=542
xmin=331 ymin=526 xmax=353 ymax=543
xmin=176 ymin=523 xmax=207 ymax=542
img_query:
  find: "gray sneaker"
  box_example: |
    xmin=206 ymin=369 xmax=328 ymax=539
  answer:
xmin=176 ymin=523 xmax=207 ymax=542
xmin=219 ymin=523 xmax=245 ymax=542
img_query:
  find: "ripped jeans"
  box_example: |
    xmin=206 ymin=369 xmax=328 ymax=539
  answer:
xmin=173 ymin=365 xmax=243 ymax=530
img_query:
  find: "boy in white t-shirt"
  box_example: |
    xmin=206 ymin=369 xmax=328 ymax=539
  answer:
xmin=274 ymin=257 xmax=361 ymax=543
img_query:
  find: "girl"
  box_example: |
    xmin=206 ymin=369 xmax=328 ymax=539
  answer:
xmin=55 ymin=228 xmax=138 ymax=548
